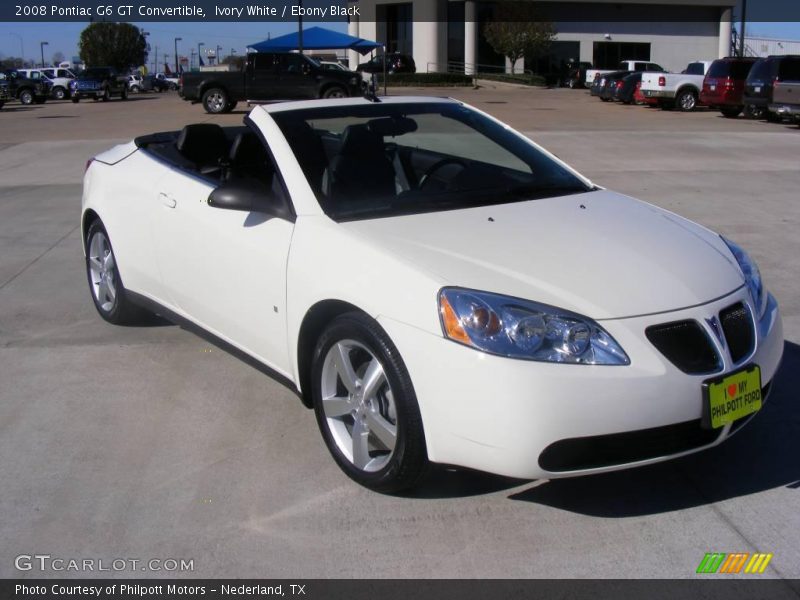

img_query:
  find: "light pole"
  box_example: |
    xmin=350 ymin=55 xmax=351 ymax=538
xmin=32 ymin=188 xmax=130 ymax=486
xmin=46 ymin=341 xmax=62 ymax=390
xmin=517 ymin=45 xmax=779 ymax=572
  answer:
xmin=9 ymin=33 xmax=24 ymax=67
xmin=174 ymin=37 xmax=182 ymax=74
xmin=40 ymin=41 xmax=49 ymax=68
xmin=163 ymin=54 xmax=170 ymax=75
xmin=198 ymin=42 xmax=204 ymax=68
xmin=154 ymin=46 xmax=159 ymax=74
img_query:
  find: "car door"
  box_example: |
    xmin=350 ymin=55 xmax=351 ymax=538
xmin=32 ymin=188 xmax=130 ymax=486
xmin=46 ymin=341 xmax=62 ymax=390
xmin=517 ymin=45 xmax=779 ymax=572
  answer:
xmin=275 ymin=54 xmax=318 ymax=99
xmin=248 ymin=53 xmax=279 ymax=101
xmin=153 ymin=130 xmax=296 ymax=375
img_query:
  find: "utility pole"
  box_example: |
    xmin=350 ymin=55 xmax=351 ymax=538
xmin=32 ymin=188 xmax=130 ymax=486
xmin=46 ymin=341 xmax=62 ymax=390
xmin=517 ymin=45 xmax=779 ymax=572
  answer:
xmin=739 ymin=0 xmax=748 ymax=57
xmin=40 ymin=41 xmax=48 ymax=68
xmin=298 ymin=0 xmax=303 ymax=54
xmin=154 ymin=46 xmax=158 ymax=74
xmin=174 ymin=37 xmax=182 ymax=74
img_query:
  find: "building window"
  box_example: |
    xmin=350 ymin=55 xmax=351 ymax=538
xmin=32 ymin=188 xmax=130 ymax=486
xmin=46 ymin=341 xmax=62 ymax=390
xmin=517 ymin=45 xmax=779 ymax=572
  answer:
xmin=377 ymin=3 xmax=413 ymax=55
xmin=592 ymin=42 xmax=651 ymax=70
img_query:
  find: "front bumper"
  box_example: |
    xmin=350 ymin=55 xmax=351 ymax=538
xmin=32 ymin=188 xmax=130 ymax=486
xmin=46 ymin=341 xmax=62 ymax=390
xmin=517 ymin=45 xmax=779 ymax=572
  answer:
xmin=378 ymin=289 xmax=783 ymax=480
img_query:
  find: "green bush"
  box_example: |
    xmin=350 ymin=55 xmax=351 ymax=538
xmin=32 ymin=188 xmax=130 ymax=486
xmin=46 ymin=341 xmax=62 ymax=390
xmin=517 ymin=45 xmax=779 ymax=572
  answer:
xmin=476 ymin=72 xmax=546 ymax=87
xmin=375 ymin=73 xmax=474 ymax=87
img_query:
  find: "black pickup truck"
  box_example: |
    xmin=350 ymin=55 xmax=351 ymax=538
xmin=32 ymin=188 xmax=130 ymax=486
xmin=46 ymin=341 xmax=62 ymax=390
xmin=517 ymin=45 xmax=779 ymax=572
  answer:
xmin=2 ymin=70 xmax=51 ymax=105
xmin=180 ymin=52 xmax=363 ymax=114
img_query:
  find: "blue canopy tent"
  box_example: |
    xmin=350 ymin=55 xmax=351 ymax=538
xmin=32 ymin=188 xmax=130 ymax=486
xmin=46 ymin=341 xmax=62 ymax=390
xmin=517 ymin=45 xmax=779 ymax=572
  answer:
xmin=248 ymin=26 xmax=381 ymax=55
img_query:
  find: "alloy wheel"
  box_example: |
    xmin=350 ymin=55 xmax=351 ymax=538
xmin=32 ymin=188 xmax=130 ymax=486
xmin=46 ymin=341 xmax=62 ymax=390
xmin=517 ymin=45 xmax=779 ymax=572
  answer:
xmin=320 ymin=340 xmax=397 ymax=472
xmin=88 ymin=231 xmax=117 ymax=312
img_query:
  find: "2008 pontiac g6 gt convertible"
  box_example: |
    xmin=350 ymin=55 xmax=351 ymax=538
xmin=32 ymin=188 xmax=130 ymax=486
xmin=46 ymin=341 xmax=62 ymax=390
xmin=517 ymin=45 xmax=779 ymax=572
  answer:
xmin=82 ymin=97 xmax=783 ymax=492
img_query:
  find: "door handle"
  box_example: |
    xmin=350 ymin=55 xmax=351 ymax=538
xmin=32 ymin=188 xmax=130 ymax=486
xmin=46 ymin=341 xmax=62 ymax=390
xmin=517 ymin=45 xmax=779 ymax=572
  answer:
xmin=159 ymin=192 xmax=177 ymax=208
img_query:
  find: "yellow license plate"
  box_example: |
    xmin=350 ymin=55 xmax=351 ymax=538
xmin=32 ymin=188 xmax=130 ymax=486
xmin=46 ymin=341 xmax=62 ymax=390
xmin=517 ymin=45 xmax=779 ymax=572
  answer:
xmin=703 ymin=365 xmax=762 ymax=429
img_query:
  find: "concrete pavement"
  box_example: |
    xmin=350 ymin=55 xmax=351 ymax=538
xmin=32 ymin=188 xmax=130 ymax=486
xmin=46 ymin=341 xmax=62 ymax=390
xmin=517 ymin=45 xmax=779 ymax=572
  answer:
xmin=1 ymin=89 xmax=798 ymax=581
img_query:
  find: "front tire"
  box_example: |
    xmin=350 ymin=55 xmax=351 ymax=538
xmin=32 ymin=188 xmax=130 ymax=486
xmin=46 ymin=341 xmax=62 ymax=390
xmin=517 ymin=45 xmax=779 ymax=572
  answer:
xmin=311 ymin=312 xmax=428 ymax=493
xmin=322 ymin=85 xmax=347 ymax=99
xmin=85 ymin=220 xmax=148 ymax=325
xmin=202 ymin=87 xmax=229 ymax=114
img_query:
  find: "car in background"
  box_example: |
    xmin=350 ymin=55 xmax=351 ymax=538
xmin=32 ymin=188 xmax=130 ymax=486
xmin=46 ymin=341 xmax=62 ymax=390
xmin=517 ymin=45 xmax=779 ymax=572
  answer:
xmin=17 ymin=67 xmax=73 ymax=100
xmin=127 ymin=74 xmax=144 ymax=93
xmin=641 ymin=61 xmax=713 ymax=111
xmin=70 ymin=67 xmax=128 ymax=102
xmin=564 ymin=61 xmax=593 ymax=89
xmin=357 ymin=53 xmax=416 ymax=76
xmin=616 ymin=72 xmax=644 ymax=104
xmin=81 ymin=97 xmax=783 ymax=492
xmin=2 ymin=69 xmax=51 ymax=105
xmin=319 ymin=61 xmax=352 ymax=72
xmin=155 ymin=72 xmax=180 ymax=90
xmin=599 ymin=71 xmax=632 ymax=102
xmin=0 ymin=73 xmax=11 ymax=109
xmin=769 ymin=80 xmax=800 ymax=123
xmin=180 ymin=52 xmax=363 ymax=114
xmin=585 ymin=60 xmax=665 ymax=88
xmin=700 ymin=57 xmax=758 ymax=119
xmin=744 ymin=55 xmax=800 ymax=121
xmin=141 ymin=74 xmax=170 ymax=93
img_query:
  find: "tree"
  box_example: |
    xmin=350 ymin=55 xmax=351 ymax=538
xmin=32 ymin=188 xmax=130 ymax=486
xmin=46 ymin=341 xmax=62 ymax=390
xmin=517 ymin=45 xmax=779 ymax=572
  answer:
xmin=79 ymin=22 xmax=148 ymax=71
xmin=483 ymin=2 xmax=556 ymax=74
xmin=52 ymin=51 xmax=65 ymax=65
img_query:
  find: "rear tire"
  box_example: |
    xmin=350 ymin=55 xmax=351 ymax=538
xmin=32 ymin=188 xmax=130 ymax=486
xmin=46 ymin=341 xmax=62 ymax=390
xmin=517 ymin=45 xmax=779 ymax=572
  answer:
xmin=85 ymin=220 xmax=149 ymax=326
xmin=202 ymin=87 xmax=229 ymax=114
xmin=675 ymin=89 xmax=698 ymax=112
xmin=720 ymin=106 xmax=742 ymax=118
xmin=53 ymin=86 xmax=67 ymax=100
xmin=120 ymin=88 xmax=128 ymax=101
xmin=19 ymin=89 xmax=34 ymax=105
xmin=311 ymin=312 xmax=428 ymax=493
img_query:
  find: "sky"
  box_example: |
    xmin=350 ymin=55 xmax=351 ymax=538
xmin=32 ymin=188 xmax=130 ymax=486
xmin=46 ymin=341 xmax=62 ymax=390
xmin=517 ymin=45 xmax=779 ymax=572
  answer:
xmin=1 ymin=20 xmax=799 ymax=67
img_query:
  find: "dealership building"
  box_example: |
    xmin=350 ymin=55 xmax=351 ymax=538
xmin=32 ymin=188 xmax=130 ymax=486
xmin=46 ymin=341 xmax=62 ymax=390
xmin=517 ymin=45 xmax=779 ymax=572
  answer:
xmin=346 ymin=0 xmax=743 ymax=75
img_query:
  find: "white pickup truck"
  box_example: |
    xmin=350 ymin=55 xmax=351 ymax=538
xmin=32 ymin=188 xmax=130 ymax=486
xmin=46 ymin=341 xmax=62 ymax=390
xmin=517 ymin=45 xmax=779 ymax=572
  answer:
xmin=585 ymin=60 xmax=665 ymax=88
xmin=640 ymin=61 xmax=713 ymax=111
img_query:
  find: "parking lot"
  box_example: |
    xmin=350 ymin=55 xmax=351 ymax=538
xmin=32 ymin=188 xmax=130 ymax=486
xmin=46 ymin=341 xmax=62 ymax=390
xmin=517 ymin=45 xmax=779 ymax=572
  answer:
xmin=1 ymin=86 xmax=799 ymax=580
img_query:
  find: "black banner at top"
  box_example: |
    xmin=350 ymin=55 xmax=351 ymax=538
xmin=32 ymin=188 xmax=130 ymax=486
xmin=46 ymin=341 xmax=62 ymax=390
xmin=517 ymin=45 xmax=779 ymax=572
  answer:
xmin=2 ymin=0 xmax=800 ymax=22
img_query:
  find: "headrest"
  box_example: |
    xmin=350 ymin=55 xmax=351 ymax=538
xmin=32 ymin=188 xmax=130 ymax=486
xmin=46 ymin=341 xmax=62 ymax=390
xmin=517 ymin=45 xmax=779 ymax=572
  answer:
xmin=176 ymin=124 xmax=228 ymax=166
xmin=339 ymin=124 xmax=384 ymax=158
xmin=229 ymin=131 xmax=265 ymax=164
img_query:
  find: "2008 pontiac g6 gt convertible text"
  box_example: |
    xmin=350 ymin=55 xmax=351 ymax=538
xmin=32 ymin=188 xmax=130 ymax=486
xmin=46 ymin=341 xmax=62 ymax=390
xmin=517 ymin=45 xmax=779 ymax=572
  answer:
xmin=81 ymin=97 xmax=784 ymax=492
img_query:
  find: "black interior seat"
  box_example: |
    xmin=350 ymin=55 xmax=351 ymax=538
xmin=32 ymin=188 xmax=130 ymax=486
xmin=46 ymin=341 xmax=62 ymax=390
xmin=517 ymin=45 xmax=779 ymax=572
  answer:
xmin=176 ymin=123 xmax=229 ymax=172
xmin=280 ymin=120 xmax=328 ymax=192
xmin=228 ymin=131 xmax=273 ymax=184
xmin=323 ymin=124 xmax=395 ymax=202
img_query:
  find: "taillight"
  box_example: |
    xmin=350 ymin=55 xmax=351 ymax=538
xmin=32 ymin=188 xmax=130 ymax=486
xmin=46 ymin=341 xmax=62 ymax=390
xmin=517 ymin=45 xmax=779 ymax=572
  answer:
xmin=635 ymin=81 xmax=641 ymax=90
xmin=85 ymin=158 xmax=95 ymax=173
xmin=658 ymin=76 xmax=666 ymax=87
xmin=616 ymin=80 xmax=624 ymax=88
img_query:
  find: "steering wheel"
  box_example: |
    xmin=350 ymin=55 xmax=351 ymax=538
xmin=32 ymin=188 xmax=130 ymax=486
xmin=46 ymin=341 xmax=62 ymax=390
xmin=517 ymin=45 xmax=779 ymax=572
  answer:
xmin=418 ymin=158 xmax=468 ymax=191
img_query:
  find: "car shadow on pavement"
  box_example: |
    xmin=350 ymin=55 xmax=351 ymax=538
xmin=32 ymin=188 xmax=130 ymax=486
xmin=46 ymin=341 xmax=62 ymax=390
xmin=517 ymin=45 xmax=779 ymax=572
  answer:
xmin=0 ymin=106 xmax=42 ymax=113
xmin=508 ymin=341 xmax=800 ymax=516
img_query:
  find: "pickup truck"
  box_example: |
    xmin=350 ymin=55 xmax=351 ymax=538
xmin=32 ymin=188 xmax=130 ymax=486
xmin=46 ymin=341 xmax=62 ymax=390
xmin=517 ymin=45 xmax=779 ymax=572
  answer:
xmin=769 ymin=80 xmax=800 ymax=121
xmin=70 ymin=67 xmax=129 ymax=102
xmin=180 ymin=52 xmax=364 ymax=114
xmin=585 ymin=60 xmax=665 ymax=88
xmin=640 ymin=61 xmax=713 ymax=111
xmin=2 ymin=69 xmax=51 ymax=105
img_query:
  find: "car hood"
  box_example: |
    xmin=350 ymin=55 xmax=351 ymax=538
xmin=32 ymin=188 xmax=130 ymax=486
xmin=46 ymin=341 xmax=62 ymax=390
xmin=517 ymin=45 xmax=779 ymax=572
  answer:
xmin=342 ymin=190 xmax=744 ymax=320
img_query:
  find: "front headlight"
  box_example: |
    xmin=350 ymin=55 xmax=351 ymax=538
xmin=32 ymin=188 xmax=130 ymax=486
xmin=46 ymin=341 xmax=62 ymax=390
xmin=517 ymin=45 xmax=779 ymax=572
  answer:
xmin=438 ymin=288 xmax=629 ymax=365
xmin=722 ymin=237 xmax=767 ymax=319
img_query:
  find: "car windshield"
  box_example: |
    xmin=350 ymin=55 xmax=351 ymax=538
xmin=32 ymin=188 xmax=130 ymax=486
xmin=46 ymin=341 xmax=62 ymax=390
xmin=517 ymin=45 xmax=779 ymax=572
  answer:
xmin=272 ymin=102 xmax=591 ymax=221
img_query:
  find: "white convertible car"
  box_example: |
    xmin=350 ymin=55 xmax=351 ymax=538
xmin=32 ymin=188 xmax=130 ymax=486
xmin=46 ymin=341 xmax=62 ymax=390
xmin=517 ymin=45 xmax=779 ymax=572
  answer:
xmin=82 ymin=97 xmax=783 ymax=492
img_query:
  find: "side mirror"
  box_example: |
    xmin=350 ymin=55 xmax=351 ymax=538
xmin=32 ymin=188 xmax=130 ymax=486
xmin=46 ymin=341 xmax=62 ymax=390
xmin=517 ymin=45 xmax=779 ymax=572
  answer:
xmin=208 ymin=179 xmax=292 ymax=220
